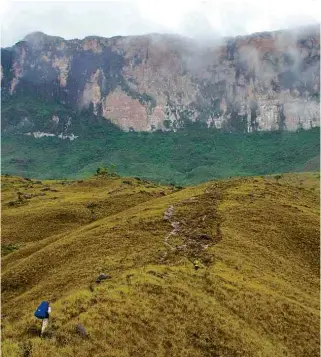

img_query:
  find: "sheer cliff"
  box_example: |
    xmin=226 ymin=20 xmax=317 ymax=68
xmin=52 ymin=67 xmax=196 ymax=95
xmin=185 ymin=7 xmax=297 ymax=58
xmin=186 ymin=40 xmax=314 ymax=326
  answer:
xmin=1 ymin=25 xmax=320 ymax=133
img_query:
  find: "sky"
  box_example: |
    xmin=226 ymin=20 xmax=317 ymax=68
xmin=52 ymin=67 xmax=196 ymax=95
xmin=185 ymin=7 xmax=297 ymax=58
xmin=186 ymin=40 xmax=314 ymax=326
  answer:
xmin=1 ymin=0 xmax=320 ymax=47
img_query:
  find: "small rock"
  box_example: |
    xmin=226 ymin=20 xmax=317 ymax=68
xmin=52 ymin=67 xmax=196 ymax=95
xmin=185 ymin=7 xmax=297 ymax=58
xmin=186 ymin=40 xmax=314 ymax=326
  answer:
xmin=23 ymin=194 xmax=32 ymax=199
xmin=98 ymin=273 xmax=110 ymax=280
xmin=196 ymin=234 xmax=213 ymax=241
xmin=41 ymin=187 xmax=50 ymax=191
xmin=176 ymin=244 xmax=187 ymax=251
xmin=95 ymin=273 xmax=110 ymax=283
xmin=164 ymin=205 xmax=174 ymax=220
xmin=75 ymin=324 xmax=88 ymax=338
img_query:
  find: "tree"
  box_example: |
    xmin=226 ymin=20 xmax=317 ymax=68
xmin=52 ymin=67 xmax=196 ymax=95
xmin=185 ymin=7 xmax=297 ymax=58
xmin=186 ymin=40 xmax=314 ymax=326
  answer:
xmin=96 ymin=166 xmax=108 ymax=176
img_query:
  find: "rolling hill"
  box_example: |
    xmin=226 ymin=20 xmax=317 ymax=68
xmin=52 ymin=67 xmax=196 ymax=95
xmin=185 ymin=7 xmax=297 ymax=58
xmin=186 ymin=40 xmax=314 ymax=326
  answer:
xmin=1 ymin=171 xmax=320 ymax=357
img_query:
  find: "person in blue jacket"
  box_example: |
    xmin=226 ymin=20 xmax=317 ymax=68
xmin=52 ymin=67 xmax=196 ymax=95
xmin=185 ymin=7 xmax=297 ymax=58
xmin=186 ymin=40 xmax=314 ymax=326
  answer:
xmin=34 ymin=301 xmax=51 ymax=336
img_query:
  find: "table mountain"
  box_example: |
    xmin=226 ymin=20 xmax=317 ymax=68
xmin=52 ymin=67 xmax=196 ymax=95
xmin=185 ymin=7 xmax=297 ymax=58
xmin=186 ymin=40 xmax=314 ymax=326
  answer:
xmin=1 ymin=25 xmax=320 ymax=132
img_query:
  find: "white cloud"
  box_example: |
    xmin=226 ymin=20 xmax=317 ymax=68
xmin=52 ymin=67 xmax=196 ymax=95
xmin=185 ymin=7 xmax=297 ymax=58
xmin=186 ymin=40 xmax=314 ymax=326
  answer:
xmin=1 ymin=0 xmax=320 ymax=47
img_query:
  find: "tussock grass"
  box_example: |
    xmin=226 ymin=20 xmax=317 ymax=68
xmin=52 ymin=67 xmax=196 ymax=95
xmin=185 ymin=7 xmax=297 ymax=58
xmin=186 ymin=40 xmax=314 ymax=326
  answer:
xmin=1 ymin=172 xmax=319 ymax=356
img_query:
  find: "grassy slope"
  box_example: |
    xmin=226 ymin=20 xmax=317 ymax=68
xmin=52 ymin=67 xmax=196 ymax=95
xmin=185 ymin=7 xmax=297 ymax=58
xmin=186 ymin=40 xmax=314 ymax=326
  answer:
xmin=1 ymin=172 xmax=320 ymax=357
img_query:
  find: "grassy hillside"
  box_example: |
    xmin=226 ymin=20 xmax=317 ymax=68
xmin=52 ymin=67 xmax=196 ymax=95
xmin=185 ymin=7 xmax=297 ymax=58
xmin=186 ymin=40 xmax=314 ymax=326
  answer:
xmin=1 ymin=172 xmax=320 ymax=357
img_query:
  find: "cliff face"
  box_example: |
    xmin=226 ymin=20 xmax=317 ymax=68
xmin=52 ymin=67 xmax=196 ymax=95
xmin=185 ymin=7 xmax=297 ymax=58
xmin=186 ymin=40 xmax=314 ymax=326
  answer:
xmin=1 ymin=26 xmax=320 ymax=132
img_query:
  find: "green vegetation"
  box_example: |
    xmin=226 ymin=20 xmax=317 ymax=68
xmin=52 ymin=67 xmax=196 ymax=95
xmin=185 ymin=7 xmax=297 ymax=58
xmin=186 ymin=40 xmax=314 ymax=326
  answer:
xmin=2 ymin=243 xmax=19 ymax=256
xmin=2 ymin=95 xmax=319 ymax=185
xmin=2 ymin=125 xmax=319 ymax=185
xmin=1 ymin=172 xmax=320 ymax=356
xmin=1 ymin=95 xmax=72 ymax=132
xmin=95 ymin=166 xmax=109 ymax=176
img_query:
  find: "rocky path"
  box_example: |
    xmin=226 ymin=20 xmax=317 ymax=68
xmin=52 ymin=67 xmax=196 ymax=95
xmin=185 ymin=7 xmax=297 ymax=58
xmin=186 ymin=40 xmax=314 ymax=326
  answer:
xmin=161 ymin=188 xmax=223 ymax=264
xmin=161 ymin=205 xmax=179 ymax=260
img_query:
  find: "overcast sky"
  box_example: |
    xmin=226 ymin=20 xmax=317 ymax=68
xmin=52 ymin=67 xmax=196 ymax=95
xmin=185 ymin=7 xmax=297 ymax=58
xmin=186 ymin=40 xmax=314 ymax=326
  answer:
xmin=1 ymin=0 xmax=320 ymax=47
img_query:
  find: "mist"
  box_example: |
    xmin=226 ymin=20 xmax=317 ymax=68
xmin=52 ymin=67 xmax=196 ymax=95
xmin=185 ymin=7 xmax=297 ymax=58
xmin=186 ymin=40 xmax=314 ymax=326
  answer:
xmin=1 ymin=0 xmax=320 ymax=48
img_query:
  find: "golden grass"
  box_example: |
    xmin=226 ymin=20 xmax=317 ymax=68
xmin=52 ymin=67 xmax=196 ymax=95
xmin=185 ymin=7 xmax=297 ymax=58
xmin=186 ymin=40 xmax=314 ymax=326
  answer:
xmin=1 ymin=172 xmax=320 ymax=357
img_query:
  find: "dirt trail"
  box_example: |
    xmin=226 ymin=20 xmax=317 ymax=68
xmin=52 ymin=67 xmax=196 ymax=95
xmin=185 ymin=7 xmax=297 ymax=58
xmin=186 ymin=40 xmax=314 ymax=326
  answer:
xmin=161 ymin=188 xmax=223 ymax=264
xmin=161 ymin=205 xmax=179 ymax=259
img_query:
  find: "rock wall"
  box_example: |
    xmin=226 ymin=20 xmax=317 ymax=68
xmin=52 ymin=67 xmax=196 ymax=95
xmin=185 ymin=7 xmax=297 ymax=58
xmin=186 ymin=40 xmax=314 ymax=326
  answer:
xmin=1 ymin=26 xmax=320 ymax=132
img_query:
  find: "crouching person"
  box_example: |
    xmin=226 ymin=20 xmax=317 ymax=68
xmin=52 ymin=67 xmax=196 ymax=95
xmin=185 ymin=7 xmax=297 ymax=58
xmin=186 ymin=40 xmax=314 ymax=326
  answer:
xmin=34 ymin=301 xmax=51 ymax=336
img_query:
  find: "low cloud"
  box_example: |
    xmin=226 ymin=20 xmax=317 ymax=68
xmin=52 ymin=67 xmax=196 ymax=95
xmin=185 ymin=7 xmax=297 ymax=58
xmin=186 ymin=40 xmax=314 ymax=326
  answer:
xmin=1 ymin=0 xmax=320 ymax=48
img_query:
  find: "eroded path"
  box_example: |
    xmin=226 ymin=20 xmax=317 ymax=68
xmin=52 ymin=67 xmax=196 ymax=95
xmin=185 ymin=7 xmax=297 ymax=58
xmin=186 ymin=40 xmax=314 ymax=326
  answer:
xmin=161 ymin=185 xmax=223 ymax=264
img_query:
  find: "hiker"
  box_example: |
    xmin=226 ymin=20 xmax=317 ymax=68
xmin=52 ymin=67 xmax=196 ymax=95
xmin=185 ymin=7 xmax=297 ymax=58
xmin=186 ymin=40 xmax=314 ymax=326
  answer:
xmin=34 ymin=301 xmax=51 ymax=336
xmin=193 ymin=259 xmax=200 ymax=270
